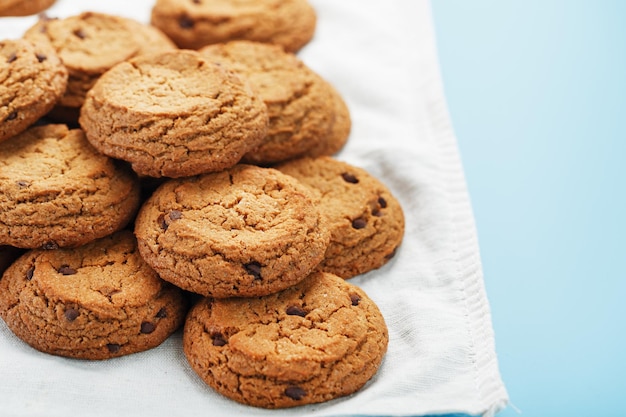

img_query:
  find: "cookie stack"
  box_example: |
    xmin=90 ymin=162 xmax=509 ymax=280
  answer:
xmin=0 ymin=0 xmax=404 ymax=410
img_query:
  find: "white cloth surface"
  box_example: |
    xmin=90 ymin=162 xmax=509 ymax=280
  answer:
xmin=0 ymin=1 xmax=508 ymax=416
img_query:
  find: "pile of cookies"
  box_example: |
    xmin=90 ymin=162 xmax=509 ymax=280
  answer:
xmin=0 ymin=0 xmax=404 ymax=409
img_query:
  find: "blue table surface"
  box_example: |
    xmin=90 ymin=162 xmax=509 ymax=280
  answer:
xmin=431 ymin=1 xmax=626 ymax=417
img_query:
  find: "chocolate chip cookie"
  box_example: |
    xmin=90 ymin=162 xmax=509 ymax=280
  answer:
xmin=183 ymin=271 xmax=389 ymax=408
xmin=200 ymin=40 xmax=351 ymax=165
xmin=277 ymin=157 xmax=405 ymax=279
xmin=79 ymin=49 xmax=269 ymax=178
xmin=23 ymin=12 xmax=177 ymax=123
xmin=0 ymin=38 xmax=67 ymax=142
xmin=134 ymin=164 xmax=329 ymax=298
xmin=0 ymin=230 xmax=187 ymax=359
xmin=0 ymin=124 xmax=140 ymax=249
xmin=151 ymin=0 xmax=316 ymax=52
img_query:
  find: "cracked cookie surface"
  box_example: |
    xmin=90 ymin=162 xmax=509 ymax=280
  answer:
xmin=0 ymin=124 xmax=140 ymax=249
xmin=0 ymin=230 xmax=188 ymax=360
xmin=79 ymin=50 xmax=269 ymax=178
xmin=134 ymin=164 xmax=329 ymax=298
xmin=23 ymin=11 xmax=176 ymax=122
xmin=200 ymin=40 xmax=351 ymax=165
xmin=151 ymin=0 xmax=316 ymax=52
xmin=277 ymin=156 xmax=405 ymax=279
xmin=183 ymin=271 xmax=388 ymax=408
xmin=0 ymin=38 xmax=67 ymax=142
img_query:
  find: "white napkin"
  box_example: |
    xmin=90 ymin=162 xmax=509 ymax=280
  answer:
xmin=0 ymin=1 xmax=509 ymax=416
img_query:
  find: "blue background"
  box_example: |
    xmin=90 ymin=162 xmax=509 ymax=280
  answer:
xmin=431 ymin=1 xmax=626 ymax=416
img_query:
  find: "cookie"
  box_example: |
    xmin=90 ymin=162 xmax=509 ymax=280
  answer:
xmin=200 ymin=41 xmax=351 ymax=165
xmin=79 ymin=49 xmax=269 ymax=178
xmin=0 ymin=38 xmax=67 ymax=142
xmin=23 ymin=12 xmax=177 ymax=123
xmin=183 ymin=271 xmax=388 ymax=408
xmin=0 ymin=124 xmax=140 ymax=249
xmin=0 ymin=0 xmax=55 ymax=16
xmin=134 ymin=164 xmax=329 ymax=298
xmin=0 ymin=230 xmax=187 ymax=360
xmin=151 ymin=0 xmax=316 ymax=52
xmin=277 ymin=157 xmax=405 ymax=279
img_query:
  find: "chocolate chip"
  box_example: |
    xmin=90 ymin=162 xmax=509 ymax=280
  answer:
xmin=36 ymin=14 xmax=56 ymax=32
xmin=141 ymin=322 xmax=156 ymax=334
xmin=350 ymin=293 xmax=361 ymax=306
xmin=212 ymin=333 xmax=227 ymax=346
xmin=64 ymin=308 xmax=79 ymax=321
xmin=244 ymin=262 xmax=262 ymax=280
xmin=35 ymin=53 xmax=47 ymax=62
xmin=42 ymin=241 xmax=59 ymax=250
xmin=169 ymin=210 xmax=182 ymax=220
xmin=385 ymin=247 xmax=398 ymax=260
xmin=284 ymin=386 xmax=307 ymax=400
xmin=155 ymin=307 xmax=167 ymax=318
xmin=106 ymin=343 xmax=121 ymax=353
xmin=6 ymin=52 xmax=17 ymax=63
xmin=73 ymin=28 xmax=87 ymax=39
xmin=179 ymin=15 xmax=194 ymax=28
xmin=378 ymin=197 xmax=387 ymax=208
xmin=157 ymin=213 xmax=168 ymax=230
xmin=16 ymin=180 xmax=29 ymax=188
xmin=352 ymin=217 xmax=367 ymax=229
xmin=341 ymin=172 xmax=359 ymax=184
xmin=192 ymin=0 xmax=201 ymax=3
xmin=58 ymin=265 xmax=77 ymax=275
xmin=26 ymin=267 xmax=34 ymax=280
xmin=286 ymin=305 xmax=307 ymax=317
xmin=6 ymin=111 xmax=17 ymax=121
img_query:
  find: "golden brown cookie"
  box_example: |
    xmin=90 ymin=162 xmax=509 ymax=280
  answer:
xmin=200 ymin=40 xmax=351 ymax=165
xmin=0 ymin=231 xmax=188 ymax=360
xmin=0 ymin=0 xmax=55 ymax=16
xmin=134 ymin=164 xmax=329 ymax=298
xmin=183 ymin=271 xmax=388 ymax=408
xmin=151 ymin=0 xmax=316 ymax=52
xmin=0 ymin=38 xmax=67 ymax=142
xmin=0 ymin=124 xmax=140 ymax=249
xmin=23 ymin=12 xmax=177 ymax=123
xmin=277 ymin=157 xmax=405 ymax=279
xmin=79 ymin=49 xmax=269 ymax=178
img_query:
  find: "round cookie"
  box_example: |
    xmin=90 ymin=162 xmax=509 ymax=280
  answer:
xmin=200 ymin=41 xmax=351 ymax=165
xmin=183 ymin=271 xmax=389 ymax=408
xmin=151 ymin=0 xmax=316 ymax=52
xmin=23 ymin=12 xmax=177 ymax=123
xmin=0 ymin=124 xmax=140 ymax=249
xmin=0 ymin=38 xmax=67 ymax=142
xmin=134 ymin=164 xmax=329 ymax=298
xmin=0 ymin=0 xmax=55 ymax=16
xmin=277 ymin=156 xmax=405 ymax=279
xmin=0 ymin=231 xmax=188 ymax=360
xmin=79 ymin=50 xmax=269 ymax=178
